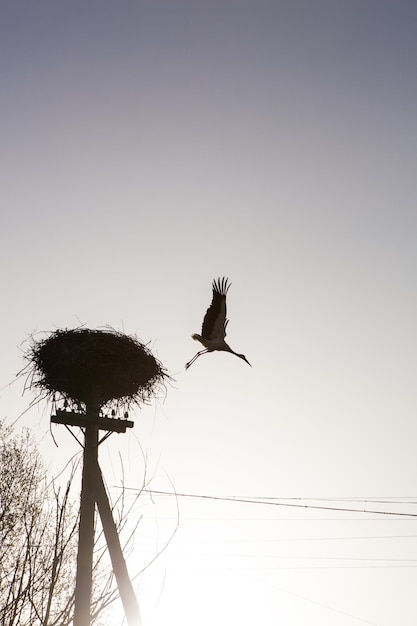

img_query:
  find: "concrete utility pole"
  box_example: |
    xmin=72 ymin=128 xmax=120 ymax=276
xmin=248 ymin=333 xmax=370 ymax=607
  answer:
xmin=73 ymin=407 xmax=99 ymax=626
xmin=52 ymin=409 xmax=141 ymax=626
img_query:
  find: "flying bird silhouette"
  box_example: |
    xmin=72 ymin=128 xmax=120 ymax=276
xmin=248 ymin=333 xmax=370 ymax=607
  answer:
xmin=185 ymin=277 xmax=251 ymax=369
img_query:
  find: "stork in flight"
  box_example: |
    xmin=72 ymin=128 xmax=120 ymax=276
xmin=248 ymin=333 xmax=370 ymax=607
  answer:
xmin=185 ymin=277 xmax=251 ymax=369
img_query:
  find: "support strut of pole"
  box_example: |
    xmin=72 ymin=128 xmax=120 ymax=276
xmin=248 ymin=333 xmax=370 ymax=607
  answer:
xmin=94 ymin=463 xmax=143 ymax=626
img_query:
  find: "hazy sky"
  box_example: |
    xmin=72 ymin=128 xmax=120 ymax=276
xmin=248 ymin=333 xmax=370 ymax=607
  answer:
xmin=1 ymin=1 xmax=416 ymax=624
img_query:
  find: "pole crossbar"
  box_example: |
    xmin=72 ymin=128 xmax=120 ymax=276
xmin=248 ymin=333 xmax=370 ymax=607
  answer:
xmin=51 ymin=409 xmax=134 ymax=432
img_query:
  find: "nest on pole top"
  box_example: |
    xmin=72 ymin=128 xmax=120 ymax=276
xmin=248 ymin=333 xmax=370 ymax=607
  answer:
xmin=22 ymin=327 xmax=168 ymax=412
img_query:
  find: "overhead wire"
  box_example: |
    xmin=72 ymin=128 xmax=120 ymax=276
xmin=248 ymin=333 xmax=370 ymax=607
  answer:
xmin=126 ymin=488 xmax=417 ymax=518
xmin=128 ymin=488 xmax=415 ymax=624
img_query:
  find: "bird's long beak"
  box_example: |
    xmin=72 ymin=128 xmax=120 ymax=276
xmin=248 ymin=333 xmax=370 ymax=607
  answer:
xmin=241 ymin=355 xmax=252 ymax=366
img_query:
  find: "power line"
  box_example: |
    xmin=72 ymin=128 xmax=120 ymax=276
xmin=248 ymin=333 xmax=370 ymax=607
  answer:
xmin=258 ymin=497 xmax=417 ymax=505
xmin=219 ymin=565 xmax=417 ymax=570
xmin=130 ymin=489 xmax=417 ymax=518
xmin=186 ymin=555 xmax=417 ymax=563
xmin=163 ymin=534 xmax=417 ymax=543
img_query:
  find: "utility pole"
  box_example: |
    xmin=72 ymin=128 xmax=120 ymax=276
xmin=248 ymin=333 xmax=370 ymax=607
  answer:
xmin=73 ymin=405 xmax=99 ymax=626
xmin=52 ymin=408 xmax=140 ymax=626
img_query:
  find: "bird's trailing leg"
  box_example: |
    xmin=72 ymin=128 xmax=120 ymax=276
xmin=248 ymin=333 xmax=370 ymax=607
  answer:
xmin=185 ymin=349 xmax=209 ymax=369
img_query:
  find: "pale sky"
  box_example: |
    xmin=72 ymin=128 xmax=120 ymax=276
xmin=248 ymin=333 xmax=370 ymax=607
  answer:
xmin=1 ymin=1 xmax=416 ymax=625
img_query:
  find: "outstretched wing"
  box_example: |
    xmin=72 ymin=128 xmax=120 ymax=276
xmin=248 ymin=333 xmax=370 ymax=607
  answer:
xmin=201 ymin=277 xmax=230 ymax=340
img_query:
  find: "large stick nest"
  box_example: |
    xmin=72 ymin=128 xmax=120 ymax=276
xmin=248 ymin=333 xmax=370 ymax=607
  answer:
xmin=22 ymin=328 xmax=169 ymax=412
